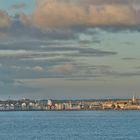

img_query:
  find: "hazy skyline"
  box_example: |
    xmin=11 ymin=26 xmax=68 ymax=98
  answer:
xmin=0 ymin=0 xmax=140 ymax=99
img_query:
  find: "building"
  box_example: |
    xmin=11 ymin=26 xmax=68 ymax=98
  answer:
xmin=132 ymin=95 xmax=136 ymax=104
xmin=55 ymin=103 xmax=65 ymax=110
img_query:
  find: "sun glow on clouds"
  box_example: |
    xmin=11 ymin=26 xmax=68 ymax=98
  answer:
xmin=18 ymin=0 xmax=139 ymax=30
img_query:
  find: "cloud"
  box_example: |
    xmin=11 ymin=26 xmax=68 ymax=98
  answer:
xmin=32 ymin=66 xmax=44 ymax=72
xmin=17 ymin=13 xmax=31 ymax=26
xmin=0 ymin=50 xmax=32 ymax=59
xmin=0 ymin=38 xmax=117 ymax=58
xmin=19 ymin=0 xmax=139 ymax=30
xmin=122 ymin=57 xmax=136 ymax=60
xmin=9 ymin=65 xmax=45 ymax=73
xmin=0 ymin=10 xmax=11 ymax=28
xmin=96 ymin=65 xmax=140 ymax=77
xmin=48 ymin=64 xmax=74 ymax=75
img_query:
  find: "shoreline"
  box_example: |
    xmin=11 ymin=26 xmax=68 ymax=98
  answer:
xmin=0 ymin=109 xmax=140 ymax=112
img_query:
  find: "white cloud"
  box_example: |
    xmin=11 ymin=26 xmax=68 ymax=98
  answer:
xmin=0 ymin=50 xmax=32 ymax=58
xmin=32 ymin=66 xmax=44 ymax=72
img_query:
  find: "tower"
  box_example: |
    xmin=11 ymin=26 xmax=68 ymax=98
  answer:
xmin=48 ymin=99 xmax=53 ymax=106
xmin=132 ymin=94 xmax=136 ymax=104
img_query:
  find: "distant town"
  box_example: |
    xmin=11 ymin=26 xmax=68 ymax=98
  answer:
xmin=0 ymin=95 xmax=140 ymax=111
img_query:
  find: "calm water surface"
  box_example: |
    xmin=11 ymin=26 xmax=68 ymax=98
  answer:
xmin=0 ymin=111 xmax=140 ymax=140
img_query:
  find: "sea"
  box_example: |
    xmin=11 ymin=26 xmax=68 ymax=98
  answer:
xmin=0 ymin=111 xmax=140 ymax=140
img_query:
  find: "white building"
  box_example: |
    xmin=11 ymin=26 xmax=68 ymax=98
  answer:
xmin=48 ymin=99 xmax=53 ymax=106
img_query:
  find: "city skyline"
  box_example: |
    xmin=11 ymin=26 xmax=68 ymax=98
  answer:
xmin=0 ymin=0 xmax=140 ymax=99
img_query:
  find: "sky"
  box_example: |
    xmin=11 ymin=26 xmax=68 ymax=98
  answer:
xmin=0 ymin=0 xmax=140 ymax=99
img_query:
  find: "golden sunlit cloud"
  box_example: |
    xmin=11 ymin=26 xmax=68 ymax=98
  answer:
xmin=19 ymin=0 xmax=139 ymax=30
